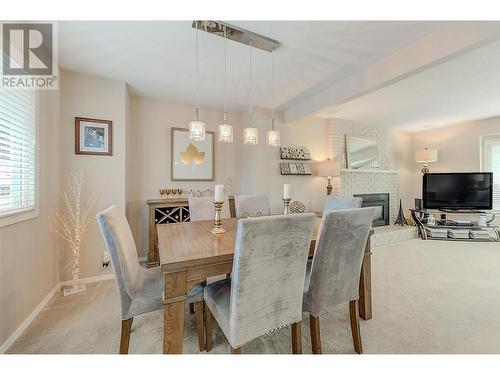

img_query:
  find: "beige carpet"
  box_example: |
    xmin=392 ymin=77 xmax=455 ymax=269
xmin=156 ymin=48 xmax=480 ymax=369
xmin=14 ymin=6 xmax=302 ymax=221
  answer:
xmin=7 ymin=239 xmax=500 ymax=354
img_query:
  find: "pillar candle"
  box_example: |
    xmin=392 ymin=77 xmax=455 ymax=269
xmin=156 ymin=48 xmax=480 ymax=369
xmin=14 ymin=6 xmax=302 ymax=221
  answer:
xmin=283 ymin=184 xmax=291 ymax=199
xmin=214 ymin=184 xmax=224 ymax=202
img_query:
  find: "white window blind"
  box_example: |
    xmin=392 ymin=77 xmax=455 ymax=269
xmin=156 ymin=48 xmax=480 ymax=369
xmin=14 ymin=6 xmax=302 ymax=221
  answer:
xmin=482 ymin=134 xmax=500 ymax=211
xmin=0 ymin=87 xmax=37 ymax=217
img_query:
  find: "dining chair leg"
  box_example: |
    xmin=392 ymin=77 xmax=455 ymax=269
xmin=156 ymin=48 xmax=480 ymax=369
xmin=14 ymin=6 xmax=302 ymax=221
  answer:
xmin=231 ymin=347 xmax=241 ymax=354
xmin=119 ymin=318 xmax=133 ymax=354
xmin=189 ymin=302 xmax=195 ymax=315
xmin=309 ymin=314 xmax=322 ymax=354
xmin=204 ymin=302 xmax=214 ymax=352
xmin=194 ymin=301 xmax=205 ymax=351
xmin=291 ymin=322 xmax=302 ymax=354
xmin=349 ymin=300 xmax=363 ymax=354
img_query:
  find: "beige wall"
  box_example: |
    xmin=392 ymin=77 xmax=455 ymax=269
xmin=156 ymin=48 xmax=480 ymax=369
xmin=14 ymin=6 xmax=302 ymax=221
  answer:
xmin=389 ymin=128 xmax=416 ymax=213
xmin=394 ymin=117 xmax=500 ymax=225
xmin=59 ymin=70 xmax=128 ymax=280
xmin=404 ymin=117 xmax=500 ymax=205
xmin=0 ymin=89 xmax=61 ymax=348
xmin=235 ymin=108 xmax=330 ymax=214
xmin=1 ymin=69 xmax=130 ymax=349
xmin=127 ymin=96 xmax=330 ymax=258
xmin=127 ymin=96 xmax=244 ymax=257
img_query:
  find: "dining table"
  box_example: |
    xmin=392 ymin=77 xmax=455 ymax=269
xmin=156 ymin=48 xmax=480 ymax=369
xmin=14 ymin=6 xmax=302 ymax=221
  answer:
xmin=158 ymin=216 xmax=374 ymax=354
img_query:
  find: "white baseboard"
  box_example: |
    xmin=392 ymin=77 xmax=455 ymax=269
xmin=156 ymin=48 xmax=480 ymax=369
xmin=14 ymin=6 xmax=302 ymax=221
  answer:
xmin=59 ymin=273 xmax=115 ymax=287
xmin=0 ymin=273 xmax=116 ymax=353
xmin=0 ymin=282 xmax=60 ymax=353
xmin=138 ymin=256 xmax=147 ymax=263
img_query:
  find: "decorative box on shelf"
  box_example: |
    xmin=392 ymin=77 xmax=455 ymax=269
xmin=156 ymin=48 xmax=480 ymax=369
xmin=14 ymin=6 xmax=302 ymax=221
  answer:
xmin=280 ymin=162 xmax=312 ymax=175
xmin=280 ymin=146 xmax=312 ymax=175
xmin=280 ymin=146 xmax=311 ymax=160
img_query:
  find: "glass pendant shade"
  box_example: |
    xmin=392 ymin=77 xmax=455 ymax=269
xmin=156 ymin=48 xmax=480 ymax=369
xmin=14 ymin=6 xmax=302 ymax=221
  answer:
xmin=218 ymin=124 xmax=233 ymax=143
xmin=189 ymin=120 xmax=206 ymax=141
xmin=244 ymin=127 xmax=259 ymax=145
xmin=267 ymin=130 xmax=280 ymax=146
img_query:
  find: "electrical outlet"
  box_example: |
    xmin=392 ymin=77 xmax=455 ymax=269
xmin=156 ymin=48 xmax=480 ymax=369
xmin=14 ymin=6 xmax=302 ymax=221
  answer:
xmin=102 ymin=252 xmax=111 ymax=268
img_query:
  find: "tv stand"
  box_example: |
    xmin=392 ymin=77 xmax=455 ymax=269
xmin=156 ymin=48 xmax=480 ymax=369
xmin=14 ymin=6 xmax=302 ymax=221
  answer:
xmin=410 ymin=209 xmax=499 ymax=242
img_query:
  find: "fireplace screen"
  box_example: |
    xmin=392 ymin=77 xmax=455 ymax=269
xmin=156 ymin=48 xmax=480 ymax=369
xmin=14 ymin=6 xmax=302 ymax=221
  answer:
xmin=354 ymin=193 xmax=389 ymax=226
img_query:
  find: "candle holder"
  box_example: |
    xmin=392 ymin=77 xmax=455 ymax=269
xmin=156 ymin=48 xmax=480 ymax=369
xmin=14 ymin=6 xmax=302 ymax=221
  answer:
xmin=283 ymin=198 xmax=292 ymax=215
xmin=210 ymin=201 xmax=226 ymax=234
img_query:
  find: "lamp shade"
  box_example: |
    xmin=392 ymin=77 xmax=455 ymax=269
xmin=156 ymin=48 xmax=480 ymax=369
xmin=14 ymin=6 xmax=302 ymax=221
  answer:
xmin=415 ymin=148 xmax=438 ymax=163
xmin=318 ymin=160 xmax=340 ymax=178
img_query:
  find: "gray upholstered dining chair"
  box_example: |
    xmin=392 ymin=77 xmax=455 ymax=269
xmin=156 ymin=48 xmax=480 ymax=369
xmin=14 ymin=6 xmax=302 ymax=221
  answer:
xmin=96 ymin=206 xmax=206 ymax=353
xmin=188 ymin=196 xmax=231 ymax=221
xmin=303 ymin=207 xmax=374 ymax=354
xmin=323 ymin=195 xmax=363 ymax=214
xmin=204 ymin=213 xmax=316 ymax=354
xmin=234 ymin=194 xmax=271 ymax=218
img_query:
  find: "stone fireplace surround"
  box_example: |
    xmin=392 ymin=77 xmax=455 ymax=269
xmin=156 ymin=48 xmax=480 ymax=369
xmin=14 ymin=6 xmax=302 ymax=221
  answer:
xmin=336 ymin=169 xmax=399 ymax=224
xmin=328 ymin=117 xmax=418 ymax=246
xmin=334 ymin=169 xmax=419 ymax=247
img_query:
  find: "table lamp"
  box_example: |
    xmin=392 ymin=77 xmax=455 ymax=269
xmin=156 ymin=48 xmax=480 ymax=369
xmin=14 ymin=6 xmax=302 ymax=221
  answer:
xmin=318 ymin=159 xmax=340 ymax=195
xmin=415 ymin=148 xmax=438 ymax=174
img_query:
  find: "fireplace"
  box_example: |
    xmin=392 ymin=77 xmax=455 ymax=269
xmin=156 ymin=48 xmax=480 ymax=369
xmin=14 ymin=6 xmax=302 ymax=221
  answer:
xmin=354 ymin=193 xmax=390 ymax=227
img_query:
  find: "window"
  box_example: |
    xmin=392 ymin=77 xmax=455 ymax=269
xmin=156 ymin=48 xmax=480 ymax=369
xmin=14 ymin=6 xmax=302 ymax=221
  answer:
xmin=0 ymin=87 xmax=37 ymax=223
xmin=481 ymin=134 xmax=500 ymax=211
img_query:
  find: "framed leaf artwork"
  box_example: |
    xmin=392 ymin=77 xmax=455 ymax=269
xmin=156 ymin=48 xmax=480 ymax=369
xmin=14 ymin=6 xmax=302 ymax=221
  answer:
xmin=171 ymin=127 xmax=214 ymax=181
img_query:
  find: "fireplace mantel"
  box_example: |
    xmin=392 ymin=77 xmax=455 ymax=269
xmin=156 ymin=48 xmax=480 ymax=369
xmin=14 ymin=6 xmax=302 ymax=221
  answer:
xmin=341 ymin=169 xmax=399 ymax=174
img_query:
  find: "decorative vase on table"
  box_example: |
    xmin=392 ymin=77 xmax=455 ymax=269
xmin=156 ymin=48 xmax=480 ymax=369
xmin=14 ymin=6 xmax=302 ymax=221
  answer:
xmin=52 ymin=173 xmax=96 ymax=296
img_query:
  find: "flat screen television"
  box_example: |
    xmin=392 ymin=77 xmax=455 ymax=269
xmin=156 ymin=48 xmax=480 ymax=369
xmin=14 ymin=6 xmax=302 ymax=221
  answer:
xmin=423 ymin=172 xmax=493 ymax=210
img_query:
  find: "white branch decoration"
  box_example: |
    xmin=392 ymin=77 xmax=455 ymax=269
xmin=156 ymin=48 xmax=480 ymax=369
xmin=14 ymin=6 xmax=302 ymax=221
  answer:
xmin=51 ymin=173 xmax=96 ymax=295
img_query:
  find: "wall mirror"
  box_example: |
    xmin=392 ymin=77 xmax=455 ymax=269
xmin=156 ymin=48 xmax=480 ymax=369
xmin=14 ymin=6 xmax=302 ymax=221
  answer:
xmin=346 ymin=135 xmax=380 ymax=169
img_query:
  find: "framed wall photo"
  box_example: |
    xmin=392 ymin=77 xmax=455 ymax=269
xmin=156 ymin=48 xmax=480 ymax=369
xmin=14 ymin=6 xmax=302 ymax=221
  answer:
xmin=171 ymin=127 xmax=214 ymax=181
xmin=75 ymin=117 xmax=112 ymax=156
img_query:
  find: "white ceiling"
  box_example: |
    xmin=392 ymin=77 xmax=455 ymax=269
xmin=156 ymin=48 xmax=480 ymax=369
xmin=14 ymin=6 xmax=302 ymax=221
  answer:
xmin=321 ymin=36 xmax=500 ymax=131
xmin=59 ymin=21 xmax=442 ymax=111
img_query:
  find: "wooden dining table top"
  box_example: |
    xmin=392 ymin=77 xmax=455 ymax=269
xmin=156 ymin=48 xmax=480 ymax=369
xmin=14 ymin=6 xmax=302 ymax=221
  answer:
xmin=157 ymin=217 xmax=323 ymax=273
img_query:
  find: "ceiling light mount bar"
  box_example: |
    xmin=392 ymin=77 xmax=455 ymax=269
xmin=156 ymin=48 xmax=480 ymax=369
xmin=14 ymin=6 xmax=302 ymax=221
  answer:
xmin=192 ymin=21 xmax=279 ymax=53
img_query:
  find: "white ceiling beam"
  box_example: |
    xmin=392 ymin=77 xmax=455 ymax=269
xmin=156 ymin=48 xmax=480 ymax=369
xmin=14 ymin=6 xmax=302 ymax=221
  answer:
xmin=282 ymin=22 xmax=500 ymax=123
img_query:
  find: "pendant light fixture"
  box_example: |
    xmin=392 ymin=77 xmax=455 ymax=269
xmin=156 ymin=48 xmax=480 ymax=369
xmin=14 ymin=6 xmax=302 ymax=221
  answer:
xmin=189 ymin=23 xmax=206 ymax=142
xmin=267 ymin=49 xmax=280 ymax=146
xmin=218 ymin=28 xmax=233 ymax=143
xmin=244 ymin=36 xmax=258 ymax=145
